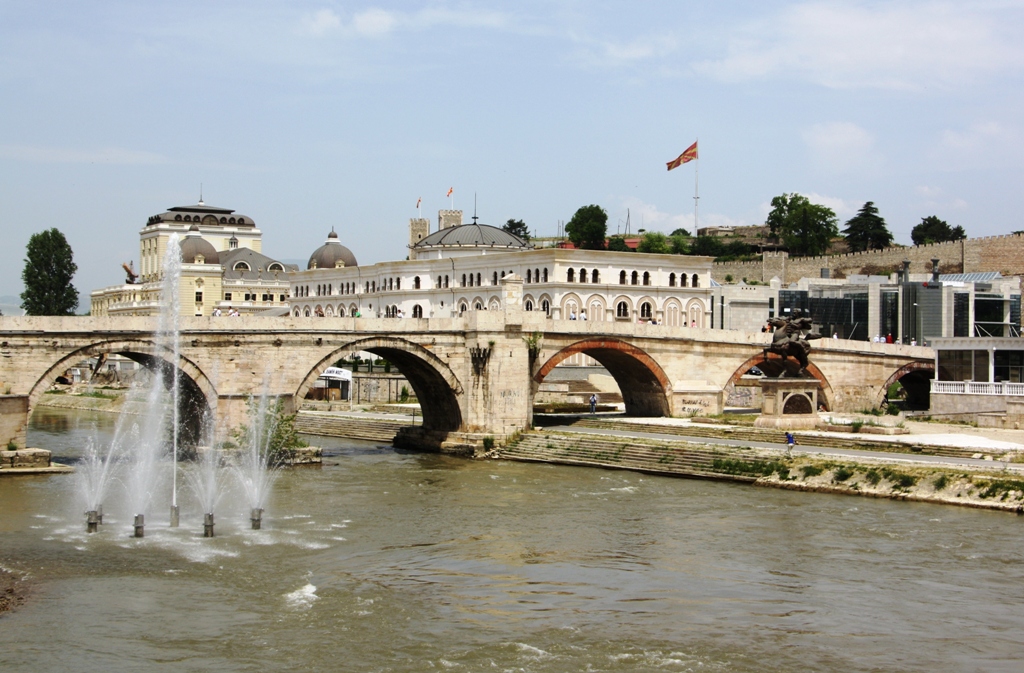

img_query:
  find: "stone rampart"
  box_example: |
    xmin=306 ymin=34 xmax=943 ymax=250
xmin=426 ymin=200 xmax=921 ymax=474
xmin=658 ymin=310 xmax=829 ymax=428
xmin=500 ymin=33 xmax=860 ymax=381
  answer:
xmin=712 ymin=234 xmax=1024 ymax=284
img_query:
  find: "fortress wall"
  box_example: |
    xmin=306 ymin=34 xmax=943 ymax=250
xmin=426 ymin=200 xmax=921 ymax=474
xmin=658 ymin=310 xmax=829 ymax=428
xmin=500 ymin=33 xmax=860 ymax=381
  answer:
xmin=711 ymin=234 xmax=1024 ymax=284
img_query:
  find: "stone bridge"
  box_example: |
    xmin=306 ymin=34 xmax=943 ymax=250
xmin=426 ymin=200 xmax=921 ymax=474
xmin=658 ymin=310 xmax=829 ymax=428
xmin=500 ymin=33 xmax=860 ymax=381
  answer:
xmin=0 ymin=280 xmax=932 ymax=452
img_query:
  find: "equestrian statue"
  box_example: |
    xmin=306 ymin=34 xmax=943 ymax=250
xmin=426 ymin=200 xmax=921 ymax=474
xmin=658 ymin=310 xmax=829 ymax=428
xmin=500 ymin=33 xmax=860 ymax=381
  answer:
xmin=766 ymin=309 xmax=822 ymax=376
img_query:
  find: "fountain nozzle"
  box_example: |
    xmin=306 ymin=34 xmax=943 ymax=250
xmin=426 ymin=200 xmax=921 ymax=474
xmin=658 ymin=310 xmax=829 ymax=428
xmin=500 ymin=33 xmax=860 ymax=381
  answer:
xmin=203 ymin=512 xmax=215 ymax=538
xmin=250 ymin=508 xmax=263 ymax=530
xmin=86 ymin=510 xmax=99 ymax=533
xmin=170 ymin=505 xmax=179 ymax=528
xmin=133 ymin=514 xmax=145 ymax=538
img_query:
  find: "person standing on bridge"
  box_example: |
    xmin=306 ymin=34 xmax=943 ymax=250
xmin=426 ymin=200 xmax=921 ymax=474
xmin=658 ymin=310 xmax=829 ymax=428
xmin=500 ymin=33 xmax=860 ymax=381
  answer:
xmin=589 ymin=394 xmax=598 ymax=415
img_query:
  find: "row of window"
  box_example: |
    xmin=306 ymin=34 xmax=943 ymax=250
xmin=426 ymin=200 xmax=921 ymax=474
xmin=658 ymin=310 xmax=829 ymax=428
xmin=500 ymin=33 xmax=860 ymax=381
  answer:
xmin=173 ymin=214 xmax=247 ymax=225
xmin=220 ymin=292 xmax=286 ymax=302
xmin=293 ymin=267 xmax=700 ymax=298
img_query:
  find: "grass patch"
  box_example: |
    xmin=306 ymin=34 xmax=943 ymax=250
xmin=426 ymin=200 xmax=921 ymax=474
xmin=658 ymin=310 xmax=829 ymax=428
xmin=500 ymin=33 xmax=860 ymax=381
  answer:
xmin=933 ymin=474 xmax=949 ymax=491
xmin=712 ymin=458 xmax=789 ymax=479
xmin=800 ymin=464 xmax=824 ymax=478
xmin=975 ymin=478 xmax=1024 ymax=500
xmin=832 ymin=466 xmax=854 ymax=482
xmin=45 ymin=389 xmax=66 ymax=395
xmin=79 ymin=391 xmax=117 ymax=399
xmin=864 ymin=468 xmax=882 ymax=485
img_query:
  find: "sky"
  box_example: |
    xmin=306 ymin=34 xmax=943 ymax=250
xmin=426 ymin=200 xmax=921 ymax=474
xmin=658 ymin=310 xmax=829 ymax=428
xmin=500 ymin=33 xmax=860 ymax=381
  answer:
xmin=2 ymin=1 xmax=1023 ymax=310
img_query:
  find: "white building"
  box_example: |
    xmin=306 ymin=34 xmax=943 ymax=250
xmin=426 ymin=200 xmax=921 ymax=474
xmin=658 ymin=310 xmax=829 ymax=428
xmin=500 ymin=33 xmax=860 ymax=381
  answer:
xmin=289 ymin=211 xmax=715 ymax=327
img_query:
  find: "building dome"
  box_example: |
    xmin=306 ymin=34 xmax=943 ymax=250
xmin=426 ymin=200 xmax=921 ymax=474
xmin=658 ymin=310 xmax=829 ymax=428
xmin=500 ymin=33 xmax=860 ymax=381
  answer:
xmin=179 ymin=224 xmax=220 ymax=264
xmin=308 ymin=230 xmax=358 ymax=269
xmin=413 ymin=220 xmax=530 ymax=250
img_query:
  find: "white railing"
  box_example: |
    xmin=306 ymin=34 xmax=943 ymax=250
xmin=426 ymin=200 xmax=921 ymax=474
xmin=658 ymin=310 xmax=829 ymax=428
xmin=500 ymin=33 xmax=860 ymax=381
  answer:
xmin=931 ymin=381 xmax=1024 ymax=396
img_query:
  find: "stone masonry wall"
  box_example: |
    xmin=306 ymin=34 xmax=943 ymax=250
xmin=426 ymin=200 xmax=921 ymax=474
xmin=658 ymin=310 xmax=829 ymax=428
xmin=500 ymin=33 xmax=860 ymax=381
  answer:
xmin=712 ymin=234 xmax=1024 ymax=284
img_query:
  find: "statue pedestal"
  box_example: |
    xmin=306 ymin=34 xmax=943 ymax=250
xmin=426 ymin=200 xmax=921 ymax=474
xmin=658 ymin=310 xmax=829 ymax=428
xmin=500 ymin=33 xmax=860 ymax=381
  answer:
xmin=753 ymin=378 xmax=820 ymax=430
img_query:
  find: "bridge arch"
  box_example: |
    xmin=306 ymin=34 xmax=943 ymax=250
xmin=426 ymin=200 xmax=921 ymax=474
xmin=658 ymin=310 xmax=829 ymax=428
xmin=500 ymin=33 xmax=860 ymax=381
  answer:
xmin=726 ymin=353 xmax=834 ymax=412
xmin=27 ymin=338 xmax=218 ymax=446
xmin=876 ymin=361 xmax=935 ymax=410
xmin=534 ymin=338 xmax=670 ymax=416
xmin=296 ymin=336 xmax=464 ymax=432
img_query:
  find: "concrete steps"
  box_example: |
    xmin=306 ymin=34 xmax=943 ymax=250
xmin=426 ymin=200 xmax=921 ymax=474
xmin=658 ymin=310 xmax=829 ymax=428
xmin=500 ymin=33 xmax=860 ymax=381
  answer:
xmin=295 ymin=412 xmax=419 ymax=443
xmin=500 ymin=431 xmax=760 ymax=482
xmin=561 ymin=417 xmax=982 ymax=459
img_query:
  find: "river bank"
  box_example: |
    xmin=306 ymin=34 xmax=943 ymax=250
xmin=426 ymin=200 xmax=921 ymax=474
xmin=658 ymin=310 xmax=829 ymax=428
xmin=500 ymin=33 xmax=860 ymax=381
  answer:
xmin=0 ymin=568 xmax=29 ymax=615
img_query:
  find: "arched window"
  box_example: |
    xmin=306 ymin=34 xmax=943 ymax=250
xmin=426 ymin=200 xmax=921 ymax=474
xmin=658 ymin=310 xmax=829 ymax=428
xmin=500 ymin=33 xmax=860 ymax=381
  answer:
xmin=437 ymin=276 xmax=442 ymax=289
xmin=268 ymin=263 xmax=284 ymax=272
xmin=567 ymin=268 xmax=575 ymax=282
xmin=462 ymin=274 xmax=467 ymax=287
xmin=293 ymin=308 xmax=301 ymax=317
xmin=365 ymin=282 xmax=370 ymax=293
xmin=493 ymin=271 xmax=498 ymax=285
xmin=542 ymin=299 xmax=550 ymax=315
xmin=476 ymin=273 xmax=481 ymax=286
xmin=444 ymin=275 xmax=449 ymax=288
xmin=338 ymin=306 xmax=346 ymax=317
xmin=692 ymin=273 xmax=699 ymax=288
xmin=372 ymin=281 xmax=377 ymax=292
xmin=542 ymin=268 xmax=548 ymax=282
xmin=643 ymin=271 xmax=651 ymax=286
xmin=579 ymin=268 xmax=587 ymax=283
xmin=640 ymin=302 xmax=652 ymax=319
xmin=388 ymin=278 xmax=393 ymax=291
xmin=233 ymin=261 xmax=250 ymax=271
xmin=617 ymin=301 xmax=629 ymax=318
xmin=412 ymin=304 xmax=423 ymax=318
xmin=525 ymin=300 xmax=534 ymax=311
xmin=329 ymin=284 xmax=333 ymax=295
xmin=619 ymin=270 xmax=627 ymax=285
xmin=395 ymin=278 xmax=401 ymax=290
xmin=681 ymin=274 xmax=688 ymax=287
xmin=631 ymin=271 xmax=639 ymax=285
xmin=459 ymin=302 xmax=468 ymax=315
xmin=304 ymin=307 xmax=311 ymax=317
xmin=526 ymin=269 xmax=532 ymax=283
xmin=669 ymin=273 xmax=676 ymax=287
xmin=475 ymin=301 xmax=483 ymax=310
xmin=590 ymin=300 xmax=603 ymax=321
xmin=414 ymin=276 xmax=421 ymax=289
xmin=591 ymin=269 xmax=599 ymax=283
xmin=535 ymin=268 xmax=541 ymax=283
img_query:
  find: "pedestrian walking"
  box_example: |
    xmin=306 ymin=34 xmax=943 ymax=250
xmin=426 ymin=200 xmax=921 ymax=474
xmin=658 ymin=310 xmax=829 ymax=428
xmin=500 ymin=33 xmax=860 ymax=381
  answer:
xmin=785 ymin=431 xmax=795 ymax=456
xmin=589 ymin=394 xmax=598 ymax=415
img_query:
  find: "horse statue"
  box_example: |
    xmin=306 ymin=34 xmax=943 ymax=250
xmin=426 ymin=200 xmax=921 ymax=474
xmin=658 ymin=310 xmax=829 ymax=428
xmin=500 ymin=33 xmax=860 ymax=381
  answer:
xmin=766 ymin=309 xmax=822 ymax=375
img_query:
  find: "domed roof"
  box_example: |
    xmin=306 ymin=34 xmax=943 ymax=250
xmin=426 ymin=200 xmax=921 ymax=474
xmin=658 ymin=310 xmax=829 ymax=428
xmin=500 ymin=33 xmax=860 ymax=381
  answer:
xmin=179 ymin=224 xmax=220 ymax=264
xmin=308 ymin=230 xmax=358 ymax=269
xmin=413 ymin=220 xmax=530 ymax=249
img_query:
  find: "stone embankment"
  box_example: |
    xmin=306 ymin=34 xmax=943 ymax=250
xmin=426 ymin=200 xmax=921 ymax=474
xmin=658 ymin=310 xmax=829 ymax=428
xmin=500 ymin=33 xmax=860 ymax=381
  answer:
xmin=0 ymin=448 xmax=72 ymax=475
xmin=294 ymin=411 xmax=419 ymax=443
xmin=499 ymin=430 xmax=1024 ymax=513
xmin=560 ymin=417 xmax=986 ymax=460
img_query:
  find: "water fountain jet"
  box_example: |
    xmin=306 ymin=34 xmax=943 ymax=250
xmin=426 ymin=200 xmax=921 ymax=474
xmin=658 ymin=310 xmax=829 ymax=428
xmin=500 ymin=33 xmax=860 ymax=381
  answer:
xmin=133 ymin=514 xmax=145 ymax=538
xmin=86 ymin=510 xmax=99 ymax=533
xmin=203 ymin=512 xmax=215 ymax=538
xmin=250 ymin=508 xmax=263 ymax=530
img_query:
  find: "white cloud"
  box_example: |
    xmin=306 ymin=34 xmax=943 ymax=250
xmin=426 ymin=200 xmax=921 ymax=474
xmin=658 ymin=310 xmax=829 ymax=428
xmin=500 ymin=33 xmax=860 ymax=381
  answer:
xmin=299 ymin=9 xmax=342 ymax=37
xmin=617 ymin=197 xmax=747 ymax=235
xmin=298 ymin=6 xmax=512 ymax=39
xmin=758 ymin=192 xmax=855 ymax=219
xmin=693 ymin=2 xmax=1024 ymax=90
xmin=0 ymin=145 xmax=167 ymax=165
xmin=570 ymin=33 xmax=678 ymax=69
xmin=802 ymin=121 xmax=876 ymax=171
xmin=939 ymin=121 xmax=1008 ymax=152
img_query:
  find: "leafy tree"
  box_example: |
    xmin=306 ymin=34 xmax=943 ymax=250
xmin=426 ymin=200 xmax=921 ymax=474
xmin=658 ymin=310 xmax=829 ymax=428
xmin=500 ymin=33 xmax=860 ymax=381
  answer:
xmin=21 ymin=228 xmax=79 ymax=315
xmin=637 ymin=232 xmax=670 ymax=253
xmin=607 ymin=236 xmax=632 ymax=252
xmin=843 ymin=201 xmax=893 ymax=251
xmin=565 ymin=204 xmax=608 ymax=250
xmin=766 ymin=193 xmax=838 ymax=256
xmin=502 ymin=218 xmax=530 ymax=241
xmin=232 ymin=398 xmax=308 ymax=466
xmin=690 ymin=235 xmax=725 ymax=257
xmin=670 ymin=227 xmax=691 ymax=238
xmin=669 ymin=234 xmax=690 ymax=255
xmin=911 ymin=216 xmax=966 ymax=246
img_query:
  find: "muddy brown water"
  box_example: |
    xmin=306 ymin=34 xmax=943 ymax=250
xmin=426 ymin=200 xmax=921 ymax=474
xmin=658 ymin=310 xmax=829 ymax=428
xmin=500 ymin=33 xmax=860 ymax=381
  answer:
xmin=1 ymin=407 xmax=1022 ymax=672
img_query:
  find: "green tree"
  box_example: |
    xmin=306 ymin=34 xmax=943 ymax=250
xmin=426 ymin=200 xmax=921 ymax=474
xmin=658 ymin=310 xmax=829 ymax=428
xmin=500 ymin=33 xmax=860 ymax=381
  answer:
xmin=637 ymin=231 xmax=670 ymax=253
xmin=766 ymin=193 xmax=838 ymax=256
xmin=669 ymin=234 xmax=690 ymax=255
xmin=690 ymin=235 xmax=725 ymax=257
xmin=911 ymin=216 xmax=966 ymax=246
xmin=843 ymin=201 xmax=894 ymax=252
xmin=565 ymin=204 xmax=608 ymax=250
xmin=21 ymin=228 xmax=79 ymax=315
xmin=502 ymin=218 xmax=530 ymax=241
xmin=669 ymin=227 xmax=691 ymax=238
xmin=607 ymin=235 xmax=632 ymax=252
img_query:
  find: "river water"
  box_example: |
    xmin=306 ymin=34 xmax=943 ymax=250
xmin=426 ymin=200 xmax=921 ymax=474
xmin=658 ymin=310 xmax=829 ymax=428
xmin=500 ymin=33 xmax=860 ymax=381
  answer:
xmin=2 ymin=407 xmax=1022 ymax=672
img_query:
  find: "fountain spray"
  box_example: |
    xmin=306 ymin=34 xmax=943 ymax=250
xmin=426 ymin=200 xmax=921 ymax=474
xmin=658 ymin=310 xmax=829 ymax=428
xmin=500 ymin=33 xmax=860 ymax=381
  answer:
xmin=158 ymin=234 xmax=183 ymax=528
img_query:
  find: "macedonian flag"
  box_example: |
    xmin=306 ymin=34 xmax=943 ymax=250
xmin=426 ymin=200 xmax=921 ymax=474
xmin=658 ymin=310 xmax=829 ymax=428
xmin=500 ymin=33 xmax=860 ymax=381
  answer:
xmin=666 ymin=141 xmax=698 ymax=171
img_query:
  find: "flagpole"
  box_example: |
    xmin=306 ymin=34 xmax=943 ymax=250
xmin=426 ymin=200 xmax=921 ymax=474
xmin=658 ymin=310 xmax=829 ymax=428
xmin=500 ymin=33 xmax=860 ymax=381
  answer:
xmin=693 ymin=138 xmax=699 ymax=234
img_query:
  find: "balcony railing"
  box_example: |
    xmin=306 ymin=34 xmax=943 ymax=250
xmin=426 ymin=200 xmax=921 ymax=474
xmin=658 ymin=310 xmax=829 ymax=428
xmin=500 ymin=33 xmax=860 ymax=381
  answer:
xmin=931 ymin=381 xmax=1024 ymax=396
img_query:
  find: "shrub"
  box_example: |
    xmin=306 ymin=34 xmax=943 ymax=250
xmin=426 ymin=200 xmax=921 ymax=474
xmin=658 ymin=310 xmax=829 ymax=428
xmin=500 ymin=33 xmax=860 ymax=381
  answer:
xmin=801 ymin=465 xmax=824 ymax=478
xmin=851 ymin=421 xmax=864 ymax=433
xmin=399 ymin=386 xmax=410 ymax=403
xmin=833 ymin=466 xmax=854 ymax=482
xmin=725 ymin=274 xmax=734 ymax=283
xmin=933 ymin=474 xmax=949 ymax=491
xmin=6 ymin=440 xmax=17 ymax=451
xmin=864 ymin=468 xmax=882 ymax=485
xmin=886 ymin=404 xmax=901 ymax=416
xmin=482 ymin=436 xmax=495 ymax=451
